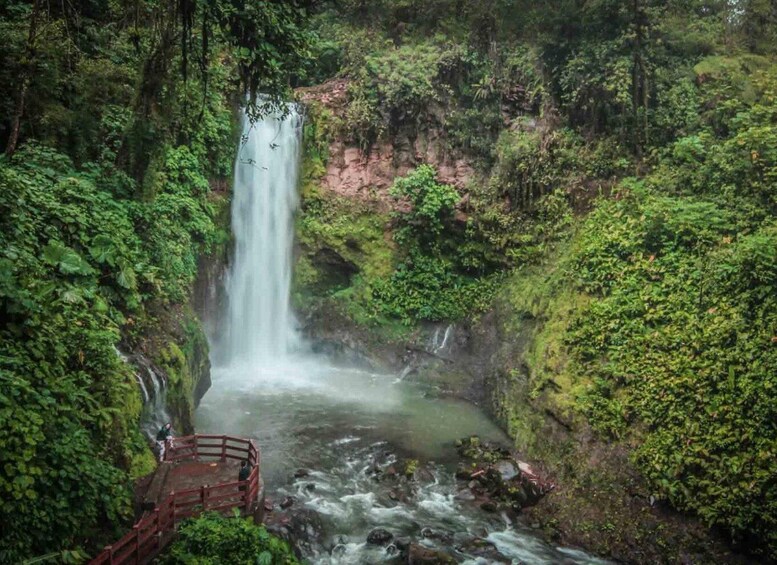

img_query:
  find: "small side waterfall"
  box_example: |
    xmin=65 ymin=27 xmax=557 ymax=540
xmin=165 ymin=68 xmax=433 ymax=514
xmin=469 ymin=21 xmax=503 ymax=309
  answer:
xmin=221 ymin=106 xmax=303 ymax=366
xmin=115 ymin=347 xmax=171 ymax=439
xmin=427 ymin=323 xmax=455 ymax=358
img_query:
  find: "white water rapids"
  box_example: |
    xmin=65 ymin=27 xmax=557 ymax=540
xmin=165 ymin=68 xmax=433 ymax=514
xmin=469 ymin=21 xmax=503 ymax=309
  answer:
xmin=198 ymin=106 xmax=607 ymax=564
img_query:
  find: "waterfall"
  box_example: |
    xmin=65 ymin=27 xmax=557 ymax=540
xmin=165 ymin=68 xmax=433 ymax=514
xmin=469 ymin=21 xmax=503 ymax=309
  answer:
xmin=221 ymin=105 xmax=303 ymax=366
xmin=115 ymin=347 xmax=171 ymax=439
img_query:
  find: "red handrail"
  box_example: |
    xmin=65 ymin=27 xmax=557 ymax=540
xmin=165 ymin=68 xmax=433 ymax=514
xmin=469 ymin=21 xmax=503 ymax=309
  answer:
xmin=90 ymin=435 xmax=261 ymax=565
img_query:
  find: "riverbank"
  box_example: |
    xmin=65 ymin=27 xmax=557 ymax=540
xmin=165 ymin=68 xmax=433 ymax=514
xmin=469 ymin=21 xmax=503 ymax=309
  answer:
xmin=295 ymin=293 xmax=751 ymax=564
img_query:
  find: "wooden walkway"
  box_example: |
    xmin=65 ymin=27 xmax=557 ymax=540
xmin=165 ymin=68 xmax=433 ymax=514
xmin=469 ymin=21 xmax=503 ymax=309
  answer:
xmin=90 ymin=435 xmax=264 ymax=565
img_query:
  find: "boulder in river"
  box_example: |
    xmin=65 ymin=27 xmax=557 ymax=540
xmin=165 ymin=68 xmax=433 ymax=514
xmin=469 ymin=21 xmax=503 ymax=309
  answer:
xmin=280 ymin=496 xmax=295 ymax=509
xmin=455 ymin=435 xmax=554 ymax=512
xmin=495 ymin=460 xmax=519 ymax=481
xmin=367 ymin=528 xmax=394 ymax=546
xmin=480 ymin=500 xmax=497 ymax=512
xmin=265 ymin=508 xmax=325 ymax=561
xmin=419 ymin=527 xmax=452 ymax=544
xmin=406 ymin=543 xmax=455 ymax=564
xmin=454 ymin=488 xmax=475 ymax=501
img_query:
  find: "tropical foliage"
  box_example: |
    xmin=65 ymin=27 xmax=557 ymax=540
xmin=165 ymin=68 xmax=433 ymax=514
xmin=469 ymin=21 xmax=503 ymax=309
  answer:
xmin=162 ymin=512 xmax=299 ymax=565
xmin=0 ymin=0 xmax=312 ymax=561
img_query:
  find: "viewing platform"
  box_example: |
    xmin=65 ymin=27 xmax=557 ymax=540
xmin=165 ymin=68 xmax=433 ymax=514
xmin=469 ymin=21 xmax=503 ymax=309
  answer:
xmin=90 ymin=435 xmax=264 ymax=565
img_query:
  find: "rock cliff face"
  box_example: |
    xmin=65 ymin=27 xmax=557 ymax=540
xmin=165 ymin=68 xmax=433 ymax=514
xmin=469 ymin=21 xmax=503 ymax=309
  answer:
xmin=124 ymin=192 xmax=230 ymax=439
xmin=122 ymin=305 xmax=211 ymax=436
xmin=297 ymin=79 xmax=473 ymax=206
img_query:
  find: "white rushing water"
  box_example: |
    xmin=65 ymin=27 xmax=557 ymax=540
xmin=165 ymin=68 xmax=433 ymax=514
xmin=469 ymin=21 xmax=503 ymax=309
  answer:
xmin=200 ymin=107 xmax=607 ymax=564
xmin=222 ymin=105 xmax=303 ymax=365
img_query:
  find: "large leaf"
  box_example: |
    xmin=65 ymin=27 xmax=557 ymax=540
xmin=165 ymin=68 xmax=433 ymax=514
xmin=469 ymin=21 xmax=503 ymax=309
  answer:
xmin=42 ymin=242 xmax=95 ymax=276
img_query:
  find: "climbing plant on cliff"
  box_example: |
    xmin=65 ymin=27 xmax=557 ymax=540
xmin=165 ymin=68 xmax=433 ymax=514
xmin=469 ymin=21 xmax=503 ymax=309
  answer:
xmin=368 ymin=165 xmax=503 ymax=322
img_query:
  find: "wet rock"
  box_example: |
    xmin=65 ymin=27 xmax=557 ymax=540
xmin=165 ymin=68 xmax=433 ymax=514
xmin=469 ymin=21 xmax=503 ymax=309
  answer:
xmin=495 ymin=460 xmax=519 ymax=481
xmin=406 ymin=543 xmax=456 ymax=564
xmin=265 ymin=508 xmax=325 ymax=561
xmin=454 ymin=489 xmax=475 ymax=501
xmin=367 ymin=528 xmax=394 ymax=546
xmin=477 ymin=468 xmax=503 ymax=490
xmin=420 ymin=527 xmax=453 ymax=544
xmin=280 ymin=496 xmax=295 ymax=509
xmin=331 ymin=544 xmax=347 ymax=556
xmin=394 ymin=537 xmax=411 ymax=552
xmin=304 ymin=483 xmax=316 ymax=491
xmin=386 ymin=543 xmax=400 ymax=556
xmin=293 ymin=468 xmax=310 ymax=478
xmin=263 ymin=498 xmax=274 ymax=512
xmin=414 ymin=466 xmax=435 ymax=483
xmin=480 ymin=500 xmax=498 ymax=512
xmin=456 ymin=537 xmax=510 ymax=563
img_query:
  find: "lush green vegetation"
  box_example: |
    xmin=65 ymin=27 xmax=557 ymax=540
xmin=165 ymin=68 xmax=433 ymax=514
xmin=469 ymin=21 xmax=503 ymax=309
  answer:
xmin=295 ymin=0 xmax=777 ymax=559
xmin=162 ymin=512 xmax=299 ymax=565
xmin=562 ymin=63 xmax=777 ymax=553
xmin=370 ymin=165 xmax=503 ymax=322
xmin=2 ymin=0 xmax=776 ymax=560
xmin=0 ymin=0 xmax=313 ymax=561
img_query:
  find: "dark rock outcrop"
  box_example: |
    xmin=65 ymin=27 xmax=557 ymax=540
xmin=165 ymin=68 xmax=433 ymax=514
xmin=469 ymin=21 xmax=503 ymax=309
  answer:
xmin=367 ymin=528 xmax=394 ymax=546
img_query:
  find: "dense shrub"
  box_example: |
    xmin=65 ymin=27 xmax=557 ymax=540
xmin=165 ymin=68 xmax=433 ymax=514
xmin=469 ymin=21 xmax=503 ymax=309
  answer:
xmin=566 ymin=186 xmax=777 ymax=556
xmin=0 ymin=146 xmax=144 ymax=560
xmin=162 ymin=513 xmax=299 ymax=565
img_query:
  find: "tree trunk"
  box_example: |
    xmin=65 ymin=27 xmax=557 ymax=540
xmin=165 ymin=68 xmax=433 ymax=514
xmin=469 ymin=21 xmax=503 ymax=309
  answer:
xmin=5 ymin=0 xmax=40 ymax=158
xmin=631 ymin=0 xmax=648 ymax=159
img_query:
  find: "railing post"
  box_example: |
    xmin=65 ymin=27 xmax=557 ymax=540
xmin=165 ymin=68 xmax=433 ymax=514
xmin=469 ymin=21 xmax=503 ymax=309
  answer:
xmin=201 ymin=484 xmax=208 ymax=511
xmin=194 ymin=435 xmax=199 ymax=461
xmin=153 ymin=506 xmax=161 ymax=553
xmin=244 ymin=473 xmax=252 ymax=513
xmin=170 ymin=491 xmax=176 ymax=528
xmin=104 ymin=546 xmax=113 ymax=565
xmin=221 ymin=435 xmax=226 ymax=461
xmin=132 ymin=524 xmax=140 ymax=563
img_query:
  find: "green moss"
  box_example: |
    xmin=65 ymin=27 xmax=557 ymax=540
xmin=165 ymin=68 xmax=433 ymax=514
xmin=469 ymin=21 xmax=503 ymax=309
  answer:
xmin=127 ymin=441 xmax=157 ymax=480
xmin=294 ymin=184 xmax=395 ymax=318
xmin=155 ymin=310 xmax=210 ymax=434
xmin=159 ymin=342 xmax=186 ymax=386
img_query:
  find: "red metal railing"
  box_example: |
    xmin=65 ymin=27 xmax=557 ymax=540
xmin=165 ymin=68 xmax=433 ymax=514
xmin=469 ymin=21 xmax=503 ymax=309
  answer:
xmin=90 ymin=435 xmax=261 ymax=565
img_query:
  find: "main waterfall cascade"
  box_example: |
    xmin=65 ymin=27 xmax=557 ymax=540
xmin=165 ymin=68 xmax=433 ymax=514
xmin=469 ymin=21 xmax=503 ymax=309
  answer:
xmin=221 ymin=105 xmax=303 ymax=366
xmin=199 ymin=107 xmax=605 ymax=565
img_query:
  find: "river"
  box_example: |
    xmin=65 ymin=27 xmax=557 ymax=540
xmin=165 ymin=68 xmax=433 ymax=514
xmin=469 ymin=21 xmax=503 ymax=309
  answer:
xmin=195 ymin=105 xmax=607 ymax=564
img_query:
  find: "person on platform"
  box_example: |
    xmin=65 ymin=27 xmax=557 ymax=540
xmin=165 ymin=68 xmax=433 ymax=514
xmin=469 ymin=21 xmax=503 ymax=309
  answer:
xmin=156 ymin=422 xmax=173 ymax=462
xmin=238 ymin=459 xmax=251 ymax=491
